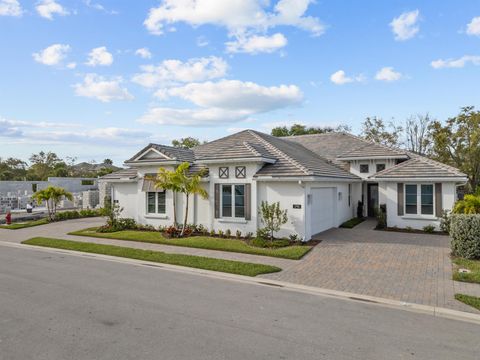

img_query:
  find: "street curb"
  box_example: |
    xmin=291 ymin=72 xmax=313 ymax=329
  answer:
xmin=2 ymin=240 xmax=480 ymax=325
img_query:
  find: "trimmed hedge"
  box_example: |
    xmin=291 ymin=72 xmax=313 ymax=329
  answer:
xmin=450 ymin=214 xmax=480 ymax=259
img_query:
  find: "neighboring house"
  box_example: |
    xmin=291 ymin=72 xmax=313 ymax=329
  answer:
xmin=101 ymin=130 xmax=467 ymax=240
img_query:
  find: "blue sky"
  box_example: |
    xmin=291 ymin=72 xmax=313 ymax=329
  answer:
xmin=0 ymin=0 xmax=479 ymax=165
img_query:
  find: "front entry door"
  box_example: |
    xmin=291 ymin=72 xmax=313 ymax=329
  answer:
xmin=367 ymin=183 xmax=379 ymax=217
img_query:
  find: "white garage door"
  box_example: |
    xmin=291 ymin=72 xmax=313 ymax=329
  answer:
xmin=310 ymin=187 xmax=335 ymax=235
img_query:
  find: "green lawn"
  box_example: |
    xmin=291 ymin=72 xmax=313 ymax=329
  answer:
xmin=452 ymin=258 xmax=480 ymax=284
xmin=340 ymin=217 xmax=365 ymax=229
xmin=69 ymin=228 xmax=312 ymax=260
xmin=0 ymin=218 xmax=48 ymax=230
xmin=22 ymin=237 xmax=281 ymax=277
xmin=454 ymin=294 xmax=480 ymax=311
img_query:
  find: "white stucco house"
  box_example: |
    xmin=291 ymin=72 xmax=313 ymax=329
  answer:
xmin=101 ymin=130 xmax=467 ymax=241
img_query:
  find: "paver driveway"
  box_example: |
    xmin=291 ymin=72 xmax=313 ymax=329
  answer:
xmin=262 ymin=220 xmax=480 ymax=313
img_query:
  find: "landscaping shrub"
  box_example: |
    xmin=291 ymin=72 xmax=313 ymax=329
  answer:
xmin=218 ymin=230 xmax=225 ymax=238
xmin=250 ymin=237 xmax=290 ymax=249
xmin=423 ymin=225 xmax=435 ymax=233
xmin=225 ymin=229 xmax=232 ymax=238
xmin=439 ymin=210 xmax=451 ymax=234
xmin=452 ymin=194 xmax=480 ymax=214
xmin=271 ymin=239 xmax=290 ymax=248
xmin=235 ymin=230 xmax=242 ymax=239
xmin=79 ymin=209 xmax=101 ymax=217
xmin=450 ymin=214 xmax=480 ymax=260
xmin=375 ymin=205 xmax=387 ymax=230
xmin=251 ymin=237 xmax=268 ymax=248
xmin=165 ymin=225 xmax=181 ymax=238
xmin=256 ymin=227 xmax=270 ymax=240
xmin=117 ymin=218 xmax=137 ymax=230
xmin=289 ymin=233 xmax=300 ymax=242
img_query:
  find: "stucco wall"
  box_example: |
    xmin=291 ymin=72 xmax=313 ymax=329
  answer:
xmin=382 ymin=181 xmax=457 ymax=230
xmin=349 ymin=159 xmax=398 ymax=179
xmin=257 ymin=181 xmax=305 ymax=239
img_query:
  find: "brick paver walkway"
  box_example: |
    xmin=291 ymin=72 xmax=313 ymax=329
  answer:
xmin=262 ymin=219 xmax=480 ymax=313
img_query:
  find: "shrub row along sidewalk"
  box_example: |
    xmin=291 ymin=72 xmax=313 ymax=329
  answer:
xmin=22 ymin=237 xmax=282 ymax=277
xmin=0 ymin=209 xmax=101 ymax=230
xmin=70 ymin=228 xmax=312 ymax=260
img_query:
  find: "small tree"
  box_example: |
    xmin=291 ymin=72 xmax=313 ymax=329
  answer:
xmin=259 ymin=201 xmax=288 ymax=240
xmin=152 ymin=166 xmax=182 ymax=227
xmin=32 ymin=186 xmax=73 ymax=221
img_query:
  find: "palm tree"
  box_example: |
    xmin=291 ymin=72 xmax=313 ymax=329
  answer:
xmin=152 ymin=166 xmax=183 ymax=227
xmin=32 ymin=186 xmax=73 ymax=221
xmin=176 ymin=163 xmax=208 ymax=237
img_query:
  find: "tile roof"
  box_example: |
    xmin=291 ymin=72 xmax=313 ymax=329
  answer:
xmin=285 ymin=132 xmax=407 ymax=161
xmin=118 ymin=129 xmax=465 ymax=181
xmin=193 ymin=130 xmax=358 ymax=179
xmin=371 ymin=156 xmax=467 ymax=179
xmin=126 ymin=143 xmax=195 ymax=163
xmin=100 ymin=168 xmax=138 ymax=180
xmin=192 ymin=131 xmax=275 ymax=161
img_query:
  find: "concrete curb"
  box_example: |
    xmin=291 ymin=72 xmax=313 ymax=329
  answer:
xmin=2 ymin=240 xmax=480 ymax=325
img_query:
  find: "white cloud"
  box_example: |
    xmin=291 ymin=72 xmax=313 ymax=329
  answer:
xmin=66 ymin=62 xmax=76 ymax=69
xmin=138 ymin=107 xmax=249 ymax=126
xmin=157 ymin=80 xmax=302 ymax=111
xmin=132 ymin=56 xmax=227 ymax=88
xmin=0 ymin=0 xmax=22 ymax=16
xmin=226 ymin=33 xmax=287 ymax=54
xmin=466 ymin=16 xmax=480 ymax=36
xmin=135 ymin=47 xmax=152 ymax=59
xmin=431 ymin=55 xmax=480 ymax=69
xmin=73 ymin=74 xmax=133 ymax=102
xmin=34 ymin=127 xmax=150 ymax=143
xmin=196 ymin=36 xmax=209 ymax=47
xmin=36 ymin=0 xmax=69 ymax=20
xmin=140 ymin=79 xmax=303 ymax=126
xmin=33 ymin=44 xmax=71 ymax=66
xmin=390 ymin=10 xmax=420 ymax=41
xmin=84 ymin=0 xmax=118 ymax=15
xmin=330 ymin=70 xmax=364 ymax=85
xmin=144 ymin=0 xmax=324 ymax=37
xmin=375 ymin=67 xmax=402 ymax=82
xmin=86 ymin=46 xmax=113 ymax=66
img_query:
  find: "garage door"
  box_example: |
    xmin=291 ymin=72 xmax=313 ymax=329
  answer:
xmin=310 ymin=187 xmax=335 ymax=235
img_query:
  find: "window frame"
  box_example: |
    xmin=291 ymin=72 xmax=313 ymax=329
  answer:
xmin=404 ymin=183 xmax=435 ymax=216
xmin=376 ymin=163 xmax=386 ymax=173
xmin=146 ymin=190 xmax=166 ymax=215
xmin=220 ymin=184 xmax=246 ymax=219
xmin=359 ymin=164 xmax=369 ymax=173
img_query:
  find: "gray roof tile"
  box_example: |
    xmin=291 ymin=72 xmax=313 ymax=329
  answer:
xmin=100 ymin=168 xmax=138 ymax=180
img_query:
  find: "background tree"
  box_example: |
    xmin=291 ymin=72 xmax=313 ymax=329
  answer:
xmin=0 ymin=157 xmax=27 ymax=180
xmin=429 ymin=106 xmax=480 ymax=191
xmin=405 ymin=113 xmax=433 ymax=155
xmin=28 ymin=151 xmax=64 ymax=180
xmin=259 ymin=201 xmax=288 ymax=240
xmin=171 ymin=137 xmax=203 ymax=149
xmin=32 ymin=186 xmax=73 ymax=221
xmin=271 ymin=123 xmax=351 ymax=137
xmin=360 ymin=116 xmax=403 ymax=147
xmin=103 ymin=158 xmax=113 ymax=165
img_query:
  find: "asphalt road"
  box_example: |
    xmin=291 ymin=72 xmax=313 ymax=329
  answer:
xmin=0 ymin=245 xmax=479 ymax=360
